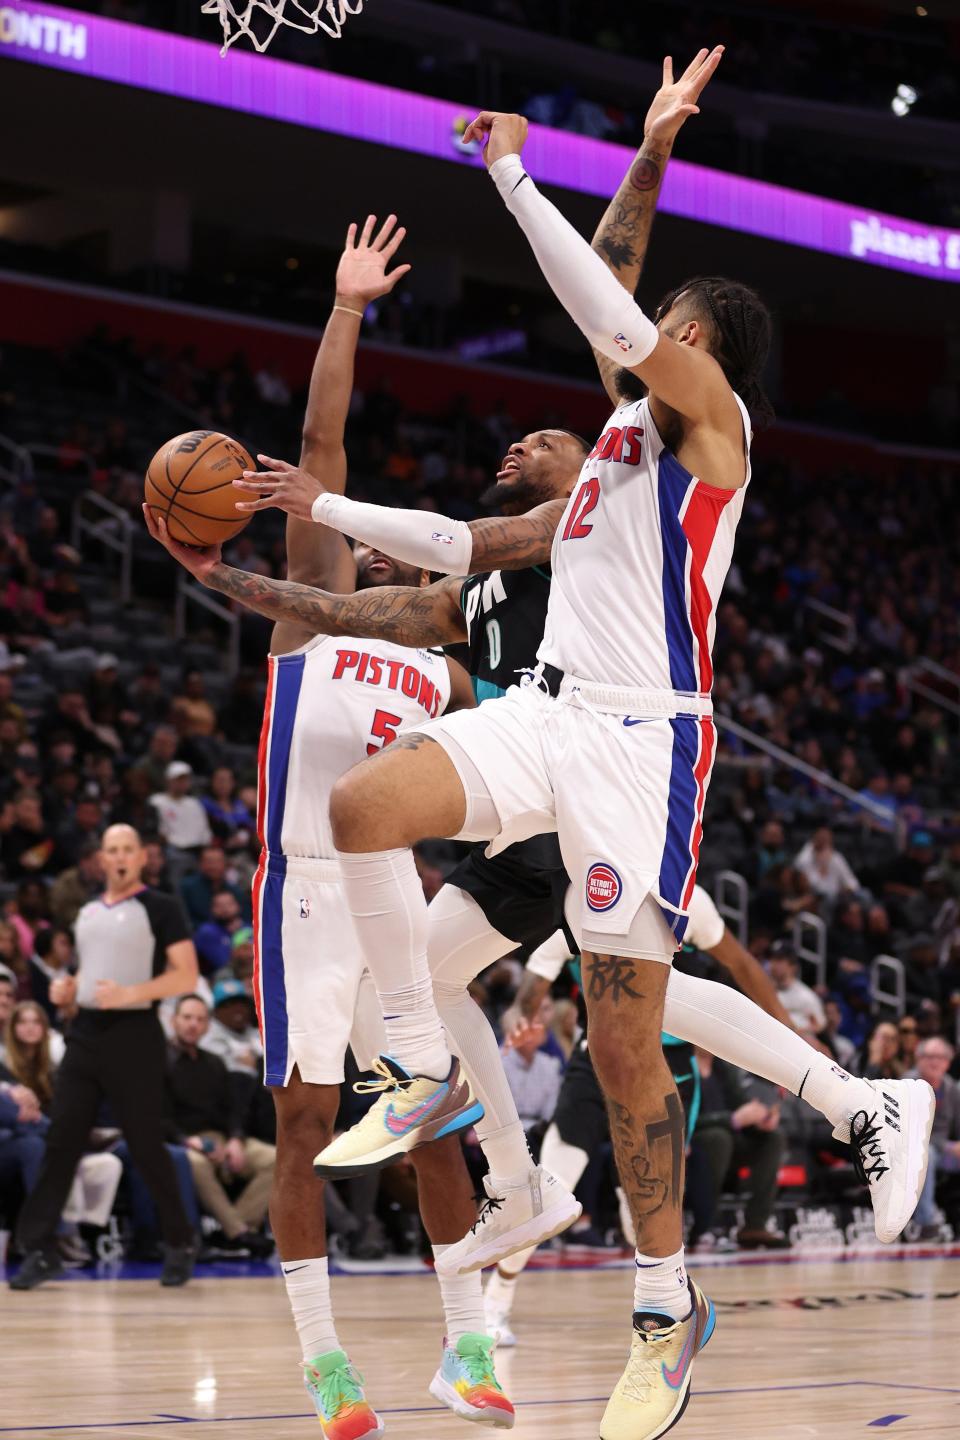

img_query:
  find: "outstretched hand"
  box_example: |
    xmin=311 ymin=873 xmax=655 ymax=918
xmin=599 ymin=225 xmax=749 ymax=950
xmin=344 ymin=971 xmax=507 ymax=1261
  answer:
xmin=233 ymin=455 xmax=326 ymax=520
xmin=142 ymin=504 xmax=222 ymax=583
xmin=336 ymin=214 xmax=411 ymax=310
xmin=644 ymin=46 xmax=724 ymax=146
xmin=462 ymin=111 xmax=529 ymax=169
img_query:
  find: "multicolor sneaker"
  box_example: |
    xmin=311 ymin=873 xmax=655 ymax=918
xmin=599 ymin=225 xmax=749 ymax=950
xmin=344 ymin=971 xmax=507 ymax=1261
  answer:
xmin=314 ymin=1055 xmax=483 ymax=1180
xmin=435 ymin=1166 xmax=582 ymax=1277
xmin=429 ymin=1333 xmax=516 ymax=1429
xmin=600 ymin=1279 xmax=715 ymax=1440
xmin=303 ymin=1350 xmax=384 ymax=1439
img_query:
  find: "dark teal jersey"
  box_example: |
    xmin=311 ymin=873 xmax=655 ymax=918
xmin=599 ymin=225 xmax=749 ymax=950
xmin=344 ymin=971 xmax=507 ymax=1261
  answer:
xmin=459 ymin=565 xmax=552 ymax=703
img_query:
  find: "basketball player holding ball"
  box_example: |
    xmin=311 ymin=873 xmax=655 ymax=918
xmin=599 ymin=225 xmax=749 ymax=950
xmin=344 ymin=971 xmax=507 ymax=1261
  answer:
xmin=147 ymin=219 xmax=518 ymax=1438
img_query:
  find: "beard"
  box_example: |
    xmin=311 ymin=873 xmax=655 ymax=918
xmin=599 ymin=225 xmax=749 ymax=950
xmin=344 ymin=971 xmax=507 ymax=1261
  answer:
xmin=479 ymin=473 xmax=554 ymax=515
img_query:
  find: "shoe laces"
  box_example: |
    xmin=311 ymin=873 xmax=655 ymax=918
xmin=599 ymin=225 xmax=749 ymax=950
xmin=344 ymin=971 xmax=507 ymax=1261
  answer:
xmin=470 ymin=1192 xmax=504 ymax=1235
xmin=850 ymin=1109 xmax=890 ymax=1185
xmin=308 ymin=1359 xmax=367 ymax=1417
xmin=353 ymin=1056 xmax=414 ymax=1098
xmin=456 ymin=1339 xmax=500 ymax=1390
xmin=622 ymin=1329 xmax=671 ymax=1404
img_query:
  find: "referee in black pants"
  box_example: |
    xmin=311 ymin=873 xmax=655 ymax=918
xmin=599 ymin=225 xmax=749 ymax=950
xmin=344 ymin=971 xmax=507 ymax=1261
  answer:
xmin=11 ymin=824 xmax=200 ymax=1289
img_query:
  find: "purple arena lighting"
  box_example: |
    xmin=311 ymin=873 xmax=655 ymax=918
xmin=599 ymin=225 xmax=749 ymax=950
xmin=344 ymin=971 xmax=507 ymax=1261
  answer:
xmin=2 ymin=0 xmax=958 ymax=283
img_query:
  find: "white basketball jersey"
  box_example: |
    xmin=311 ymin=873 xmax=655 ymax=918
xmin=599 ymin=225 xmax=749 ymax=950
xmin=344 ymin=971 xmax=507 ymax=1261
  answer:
xmin=538 ymin=395 xmax=752 ymax=691
xmin=257 ymin=635 xmax=451 ymax=860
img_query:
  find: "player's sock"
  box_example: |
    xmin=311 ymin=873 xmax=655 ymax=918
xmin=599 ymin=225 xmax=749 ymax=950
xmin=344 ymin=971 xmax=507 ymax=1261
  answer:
xmin=281 ymin=1256 xmax=340 ymax=1360
xmin=432 ymin=1245 xmax=486 ymax=1343
xmin=338 ymin=847 xmax=451 ymax=1078
xmin=665 ymin=969 xmax=874 ymax=1141
xmin=485 ymin=1262 xmax=522 ymax=1313
xmin=478 ymin=1121 xmax=533 ymax=1192
xmin=633 ymin=1247 xmax=689 ymax=1324
xmin=540 ymin=1123 xmax=590 ymax=1192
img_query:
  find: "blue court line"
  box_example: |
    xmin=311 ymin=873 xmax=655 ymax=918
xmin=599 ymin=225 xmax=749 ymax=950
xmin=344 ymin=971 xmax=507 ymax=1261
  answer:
xmin=869 ymin=1419 xmax=908 ymax=1428
xmin=3 ymin=1381 xmax=960 ymax=1433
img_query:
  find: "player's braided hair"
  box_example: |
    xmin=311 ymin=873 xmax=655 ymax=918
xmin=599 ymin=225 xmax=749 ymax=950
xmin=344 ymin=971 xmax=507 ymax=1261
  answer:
xmin=655 ymin=276 xmax=775 ymax=429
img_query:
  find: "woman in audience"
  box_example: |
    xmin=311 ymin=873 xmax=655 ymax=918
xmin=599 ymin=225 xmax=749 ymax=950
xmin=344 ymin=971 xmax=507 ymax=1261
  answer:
xmin=860 ymin=1019 xmax=903 ymax=1081
xmin=0 ymin=920 xmax=30 ymax=999
xmin=200 ymin=767 xmax=254 ymax=850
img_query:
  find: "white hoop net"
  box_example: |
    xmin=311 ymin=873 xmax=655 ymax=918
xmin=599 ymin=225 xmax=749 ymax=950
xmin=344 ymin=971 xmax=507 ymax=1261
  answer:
xmin=201 ymin=0 xmax=366 ymax=53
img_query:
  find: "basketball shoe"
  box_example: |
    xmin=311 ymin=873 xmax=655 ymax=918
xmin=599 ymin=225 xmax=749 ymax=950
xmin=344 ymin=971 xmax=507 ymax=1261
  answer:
xmin=844 ymin=1077 xmax=935 ymax=1242
xmin=435 ymin=1167 xmax=582 ymax=1276
xmin=314 ymin=1055 xmax=483 ymax=1179
xmin=429 ymin=1333 xmax=516 ymax=1429
xmin=600 ymin=1278 xmax=715 ymax=1440
xmin=303 ymin=1350 xmax=384 ymax=1439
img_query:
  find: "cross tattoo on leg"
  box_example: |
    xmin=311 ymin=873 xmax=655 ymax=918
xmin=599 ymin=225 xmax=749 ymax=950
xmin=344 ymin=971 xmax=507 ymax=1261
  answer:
xmin=645 ymin=1091 xmax=685 ymax=1203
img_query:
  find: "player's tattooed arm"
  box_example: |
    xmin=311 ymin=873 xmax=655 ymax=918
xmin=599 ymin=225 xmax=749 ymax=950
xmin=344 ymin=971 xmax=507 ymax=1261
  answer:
xmin=465 ymin=498 xmax=566 ymax=571
xmin=204 ymin=567 xmax=469 ymax=647
xmin=591 ymin=48 xmax=723 ymax=404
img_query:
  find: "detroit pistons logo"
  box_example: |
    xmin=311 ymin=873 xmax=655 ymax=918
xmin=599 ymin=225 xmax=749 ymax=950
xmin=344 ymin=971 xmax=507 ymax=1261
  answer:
xmin=586 ymin=862 xmax=623 ymax=912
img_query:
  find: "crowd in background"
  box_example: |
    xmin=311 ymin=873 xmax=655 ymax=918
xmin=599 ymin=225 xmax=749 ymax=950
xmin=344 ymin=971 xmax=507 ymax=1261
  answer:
xmin=0 ymin=315 xmax=959 ymax=1262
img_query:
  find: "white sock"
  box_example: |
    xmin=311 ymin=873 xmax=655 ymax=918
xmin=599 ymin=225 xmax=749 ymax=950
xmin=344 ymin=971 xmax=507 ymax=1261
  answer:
xmin=664 ymin=969 xmax=873 ymax=1139
xmin=485 ymin=1264 xmax=521 ymax=1313
xmin=479 ymin=1121 xmax=534 ymax=1192
xmin=282 ymin=1257 xmax=340 ymax=1361
xmin=338 ymin=848 xmax=451 ymax=1077
xmin=433 ymin=1245 xmax=486 ymax=1344
xmin=540 ymin=1124 xmax=589 ymax=1192
xmin=633 ymin=1247 xmax=689 ymax=1324
xmin=798 ymin=1052 xmax=876 ymax=1143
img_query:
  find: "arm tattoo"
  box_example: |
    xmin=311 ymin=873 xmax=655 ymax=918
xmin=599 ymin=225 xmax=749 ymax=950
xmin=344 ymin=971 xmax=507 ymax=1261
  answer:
xmin=206 ymin=566 xmax=466 ymax=646
xmin=629 ymin=156 xmax=661 ymax=192
xmin=592 ymin=142 xmax=668 ymax=283
xmin=586 ymin=955 xmax=643 ymax=1005
xmin=466 ymin=500 xmax=565 ymax=572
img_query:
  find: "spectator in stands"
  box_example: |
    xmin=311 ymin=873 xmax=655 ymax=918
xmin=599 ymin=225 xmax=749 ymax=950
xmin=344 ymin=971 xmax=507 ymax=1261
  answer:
xmin=193 ymin=891 xmax=245 ymax=976
xmin=794 ymin=826 xmax=859 ymax=904
xmin=27 ymin=928 xmax=74 ymax=1027
xmin=126 ymin=662 xmax=170 ymax=732
xmin=201 ymin=766 xmax=254 ymax=849
xmin=167 ymin=994 xmax=274 ymax=1255
xmin=0 ymin=972 xmax=17 ymax=1047
xmin=216 ymin=672 xmax=265 ymax=746
xmin=768 ymin=943 xmax=826 ymax=1036
xmin=44 ymin=761 xmax=81 ymax=830
xmin=150 ymin=762 xmax=213 ymax=882
xmin=56 ymin=794 xmax=105 ymax=868
xmin=860 ymin=1020 xmax=903 ymax=1081
xmin=551 ymin=998 xmax=578 ymax=1062
xmin=171 ymin=670 xmax=218 ymax=741
xmin=0 ymin=922 xmax=29 ymax=999
xmin=828 ymin=900 xmax=869 ymax=971
xmin=49 ymin=837 xmax=103 ymax=928
xmin=1 ymin=792 xmax=61 ymax=879
xmin=141 ymin=839 xmax=171 ymax=892
xmin=897 ymin=1014 xmax=920 ymax=1073
xmin=224 ymin=927 xmax=254 ymax=988
xmin=687 ymin=1048 xmax=788 ymax=1251
xmin=36 ymin=689 xmax=100 ymax=760
xmin=141 ymin=725 xmax=181 ymax=794
xmin=0 ymin=667 xmax=27 ymax=741
xmin=202 ymin=979 xmax=262 ymax=1078
xmin=112 ymin=766 xmax=159 ymax=839
xmin=904 ymin=935 xmax=944 ymax=1013
xmin=909 ymin=1038 xmax=960 ymax=1240
xmin=86 ymin=654 xmax=124 ymax=724
xmin=756 ymin=820 xmax=788 ymax=879
xmin=180 ymin=844 xmax=248 ymax=927
xmin=499 ymin=1008 xmax=562 ymax=1149
xmin=6 ymin=879 xmax=50 ymax=958
xmin=0 ymin=1064 xmax=46 ymax=1230
xmin=823 ymin=998 xmax=857 ymax=1068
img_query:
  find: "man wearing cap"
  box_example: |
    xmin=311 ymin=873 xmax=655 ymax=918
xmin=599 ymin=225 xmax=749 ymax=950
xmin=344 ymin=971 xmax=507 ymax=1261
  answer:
xmin=150 ymin=761 xmax=213 ymax=884
xmin=202 ymin=978 xmax=263 ymax=1078
xmin=168 ymin=993 xmax=274 ymax=1255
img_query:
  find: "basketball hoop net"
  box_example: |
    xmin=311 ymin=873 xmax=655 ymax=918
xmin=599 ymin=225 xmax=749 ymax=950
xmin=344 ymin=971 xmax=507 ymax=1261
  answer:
xmin=201 ymin=0 xmax=366 ymax=53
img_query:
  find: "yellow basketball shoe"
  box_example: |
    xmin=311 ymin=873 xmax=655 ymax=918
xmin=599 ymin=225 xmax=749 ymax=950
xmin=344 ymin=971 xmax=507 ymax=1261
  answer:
xmin=600 ymin=1279 xmax=715 ymax=1440
xmin=314 ymin=1055 xmax=483 ymax=1179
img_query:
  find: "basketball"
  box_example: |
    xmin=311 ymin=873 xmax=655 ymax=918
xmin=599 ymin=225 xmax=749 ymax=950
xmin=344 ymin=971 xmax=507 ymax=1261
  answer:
xmin=144 ymin=430 xmax=255 ymax=546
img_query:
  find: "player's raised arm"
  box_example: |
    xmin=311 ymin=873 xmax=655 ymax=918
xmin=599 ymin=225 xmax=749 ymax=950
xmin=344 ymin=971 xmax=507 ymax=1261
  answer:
xmin=142 ymin=505 xmax=468 ymax=646
xmin=590 ymin=47 xmax=723 ymax=403
xmin=462 ymin=111 xmax=746 ymax=476
xmin=234 ymin=465 xmax=567 ymax=574
xmin=278 ymin=215 xmax=412 ymax=635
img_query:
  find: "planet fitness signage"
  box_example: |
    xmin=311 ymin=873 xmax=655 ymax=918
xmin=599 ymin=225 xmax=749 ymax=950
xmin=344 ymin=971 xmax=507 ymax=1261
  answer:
xmin=2 ymin=0 xmax=958 ymax=284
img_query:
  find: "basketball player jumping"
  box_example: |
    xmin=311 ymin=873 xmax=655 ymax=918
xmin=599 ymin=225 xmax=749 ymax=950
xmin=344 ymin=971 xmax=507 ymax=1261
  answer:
xmin=149 ymin=217 xmax=517 ymax=1438
xmin=154 ymin=59 xmax=932 ymax=1440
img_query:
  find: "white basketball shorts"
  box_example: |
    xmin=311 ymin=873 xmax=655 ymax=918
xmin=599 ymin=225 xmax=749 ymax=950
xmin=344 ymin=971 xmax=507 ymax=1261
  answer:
xmin=414 ymin=682 xmax=715 ymax=960
xmin=252 ymin=854 xmax=386 ymax=1087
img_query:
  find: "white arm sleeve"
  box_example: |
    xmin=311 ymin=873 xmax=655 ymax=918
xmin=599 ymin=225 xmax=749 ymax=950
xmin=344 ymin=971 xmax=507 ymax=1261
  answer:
xmin=310 ymin=493 xmax=473 ymax=575
xmin=489 ymin=154 xmax=660 ymax=367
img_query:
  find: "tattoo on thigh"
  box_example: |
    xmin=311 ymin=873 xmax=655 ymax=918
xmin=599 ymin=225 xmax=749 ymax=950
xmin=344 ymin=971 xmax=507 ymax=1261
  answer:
xmin=586 ymin=954 xmax=642 ymax=1005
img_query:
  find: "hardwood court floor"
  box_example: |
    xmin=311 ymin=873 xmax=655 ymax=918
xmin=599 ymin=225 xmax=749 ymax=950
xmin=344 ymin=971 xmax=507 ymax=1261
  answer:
xmin=2 ymin=1251 xmax=959 ymax=1439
